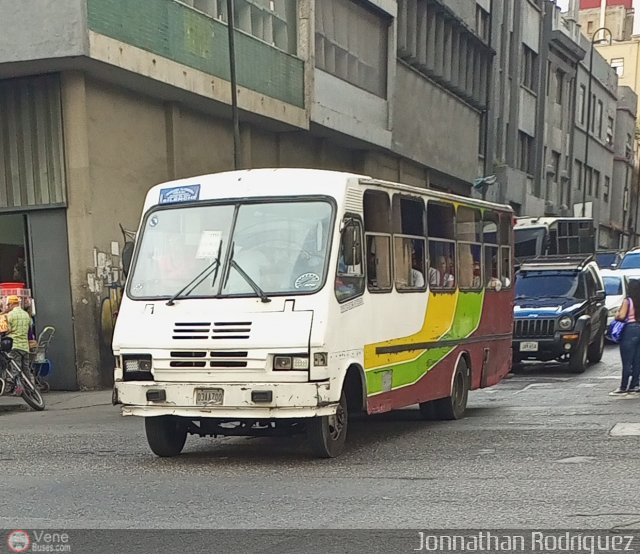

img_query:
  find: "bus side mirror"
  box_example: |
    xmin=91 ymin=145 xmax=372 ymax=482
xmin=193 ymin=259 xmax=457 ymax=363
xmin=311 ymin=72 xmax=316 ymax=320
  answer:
xmin=122 ymin=242 xmax=134 ymax=278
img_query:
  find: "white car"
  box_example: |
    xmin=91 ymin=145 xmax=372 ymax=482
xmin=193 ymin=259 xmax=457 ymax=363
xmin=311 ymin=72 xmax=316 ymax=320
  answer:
xmin=616 ymin=248 xmax=640 ymax=280
xmin=600 ymin=269 xmax=628 ymax=329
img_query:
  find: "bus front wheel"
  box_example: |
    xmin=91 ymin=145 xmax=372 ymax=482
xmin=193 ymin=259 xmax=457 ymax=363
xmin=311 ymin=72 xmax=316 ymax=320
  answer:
xmin=307 ymin=391 xmax=348 ymax=458
xmin=145 ymin=416 xmax=188 ymax=457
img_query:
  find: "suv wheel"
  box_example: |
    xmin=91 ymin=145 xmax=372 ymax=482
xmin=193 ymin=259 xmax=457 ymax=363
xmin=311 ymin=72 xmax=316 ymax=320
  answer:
xmin=587 ymin=326 xmax=605 ymax=364
xmin=569 ymin=333 xmax=588 ymax=373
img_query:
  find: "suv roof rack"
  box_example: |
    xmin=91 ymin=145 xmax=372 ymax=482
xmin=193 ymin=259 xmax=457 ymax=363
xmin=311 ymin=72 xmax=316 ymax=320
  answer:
xmin=516 ymin=253 xmax=594 ymax=270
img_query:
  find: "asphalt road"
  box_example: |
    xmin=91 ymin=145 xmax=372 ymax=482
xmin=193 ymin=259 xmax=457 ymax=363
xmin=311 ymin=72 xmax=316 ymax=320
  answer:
xmin=0 ymin=345 xmax=639 ymax=551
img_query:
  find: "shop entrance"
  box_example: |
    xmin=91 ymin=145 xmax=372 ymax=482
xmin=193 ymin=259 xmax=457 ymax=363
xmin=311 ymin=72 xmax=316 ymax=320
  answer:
xmin=0 ymin=214 xmax=29 ymax=286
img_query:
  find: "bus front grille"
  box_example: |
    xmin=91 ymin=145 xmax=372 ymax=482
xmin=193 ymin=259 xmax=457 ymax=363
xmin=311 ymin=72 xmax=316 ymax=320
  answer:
xmin=514 ymin=318 xmax=555 ymax=338
xmin=169 ymin=351 xmax=249 ymax=369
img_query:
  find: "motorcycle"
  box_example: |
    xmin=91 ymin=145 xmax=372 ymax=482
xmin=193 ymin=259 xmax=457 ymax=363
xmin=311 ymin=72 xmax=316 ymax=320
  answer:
xmin=0 ymin=336 xmax=45 ymax=411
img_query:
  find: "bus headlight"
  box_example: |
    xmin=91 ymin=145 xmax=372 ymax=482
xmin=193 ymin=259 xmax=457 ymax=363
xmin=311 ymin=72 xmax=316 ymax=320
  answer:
xmin=273 ymin=355 xmax=309 ymax=370
xmin=558 ymin=316 xmax=573 ymax=331
xmin=122 ymin=356 xmax=154 ymax=381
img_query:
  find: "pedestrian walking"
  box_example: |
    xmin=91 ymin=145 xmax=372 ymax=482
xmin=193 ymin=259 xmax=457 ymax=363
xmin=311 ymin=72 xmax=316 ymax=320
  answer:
xmin=610 ymin=279 xmax=640 ymax=395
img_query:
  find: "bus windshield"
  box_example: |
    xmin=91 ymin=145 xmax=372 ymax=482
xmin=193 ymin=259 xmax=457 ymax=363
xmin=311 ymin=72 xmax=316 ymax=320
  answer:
xmin=514 ymin=227 xmax=546 ymax=258
xmin=128 ymin=200 xmax=334 ymax=299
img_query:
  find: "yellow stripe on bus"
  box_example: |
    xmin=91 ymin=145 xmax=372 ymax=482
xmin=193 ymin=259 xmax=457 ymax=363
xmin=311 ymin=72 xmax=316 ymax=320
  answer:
xmin=364 ymin=291 xmax=459 ymax=370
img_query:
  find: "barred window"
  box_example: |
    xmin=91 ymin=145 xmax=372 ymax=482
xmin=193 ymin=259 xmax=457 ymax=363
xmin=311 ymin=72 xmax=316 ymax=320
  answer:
xmin=316 ymin=0 xmax=389 ymax=97
xmin=185 ymin=0 xmax=298 ymax=55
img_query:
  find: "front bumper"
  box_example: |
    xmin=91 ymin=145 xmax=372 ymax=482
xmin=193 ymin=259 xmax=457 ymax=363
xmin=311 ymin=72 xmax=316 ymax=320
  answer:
xmin=513 ymin=332 xmax=581 ymax=362
xmin=114 ymin=381 xmax=336 ymax=418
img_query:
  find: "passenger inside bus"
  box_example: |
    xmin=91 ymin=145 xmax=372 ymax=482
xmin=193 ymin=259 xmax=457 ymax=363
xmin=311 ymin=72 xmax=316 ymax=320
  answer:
xmin=410 ymin=243 xmax=425 ymax=288
xmin=428 ymin=256 xmax=454 ymax=288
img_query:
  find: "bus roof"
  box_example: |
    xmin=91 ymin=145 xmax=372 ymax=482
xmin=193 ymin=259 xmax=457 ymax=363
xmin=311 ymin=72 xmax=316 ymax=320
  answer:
xmin=514 ymin=216 xmax=593 ymax=229
xmin=142 ymin=168 xmax=513 ymax=213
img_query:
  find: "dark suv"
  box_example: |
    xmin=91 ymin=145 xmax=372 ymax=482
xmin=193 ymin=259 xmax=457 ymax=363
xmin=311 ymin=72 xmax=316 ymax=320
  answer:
xmin=513 ymin=256 xmax=607 ymax=373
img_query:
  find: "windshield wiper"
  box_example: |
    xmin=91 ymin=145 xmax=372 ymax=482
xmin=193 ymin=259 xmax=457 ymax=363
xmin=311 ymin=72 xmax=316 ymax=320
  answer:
xmin=227 ymin=244 xmax=271 ymax=303
xmin=166 ymin=257 xmax=221 ymax=307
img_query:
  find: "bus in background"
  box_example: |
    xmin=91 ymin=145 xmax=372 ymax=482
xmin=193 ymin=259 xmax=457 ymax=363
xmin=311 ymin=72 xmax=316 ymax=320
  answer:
xmin=514 ymin=217 xmax=595 ymax=260
xmin=112 ymin=169 xmax=515 ymax=458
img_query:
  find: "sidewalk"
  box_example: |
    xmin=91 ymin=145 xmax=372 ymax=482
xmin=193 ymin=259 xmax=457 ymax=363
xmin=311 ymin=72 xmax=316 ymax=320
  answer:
xmin=0 ymin=390 xmax=112 ymax=414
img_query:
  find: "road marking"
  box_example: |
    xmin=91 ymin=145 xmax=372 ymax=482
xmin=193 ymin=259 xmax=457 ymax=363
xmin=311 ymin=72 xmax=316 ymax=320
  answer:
xmin=577 ymin=383 xmax=596 ymax=388
xmin=595 ymin=376 xmax=621 ymax=380
xmin=556 ymin=456 xmax=596 ymax=464
xmin=610 ymin=423 xmax=640 ymax=436
xmin=515 ymin=383 xmax=553 ymax=394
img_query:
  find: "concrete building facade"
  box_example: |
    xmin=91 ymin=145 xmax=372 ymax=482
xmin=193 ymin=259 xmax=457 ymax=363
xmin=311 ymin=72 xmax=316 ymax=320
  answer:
xmin=0 ymin=0 xmax=493 ymax=389
xmin=483 ymin=0 xmax=546 ymax=214
xmin=573 ymin=34 xmax=622 ymax=247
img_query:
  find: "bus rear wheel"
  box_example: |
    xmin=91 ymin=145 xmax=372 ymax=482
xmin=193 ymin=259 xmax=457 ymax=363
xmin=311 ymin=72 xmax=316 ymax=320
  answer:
xmin=307 ymin=391 xmax=348 ymax=458
xmin=421 ymin=358 xmax=469 ymax=421
xmin=145 ymin=416 xmax=188 ymax=457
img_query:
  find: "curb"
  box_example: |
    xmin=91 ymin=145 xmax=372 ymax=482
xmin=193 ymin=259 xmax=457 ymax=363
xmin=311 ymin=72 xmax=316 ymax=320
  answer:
xmin=0 ymin=403 xmax=27 ymax=414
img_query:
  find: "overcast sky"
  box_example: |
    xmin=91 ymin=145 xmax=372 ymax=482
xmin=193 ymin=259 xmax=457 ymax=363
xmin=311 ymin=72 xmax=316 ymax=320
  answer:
xmin=557 ymin=0 xmax=570 ymax=10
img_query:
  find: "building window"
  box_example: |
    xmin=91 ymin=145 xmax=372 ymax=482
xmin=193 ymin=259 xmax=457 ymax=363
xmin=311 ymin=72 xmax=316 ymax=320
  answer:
xmin=604 ymin=176 xmax=610 ymax=202
xmin=587 ymin=166 xmax=593 ymax=196
xmin=555 ymin=69 xmax=563 ymax=104
xmin=476 ymin=5 xmax=490 ymax=42
xmin=552 ymin=151 xmax=561 ymax=180
xmin=479 ymin=112 xmax=486 ymax=156
xmin=189 ymin=0 xmax=298 ymax=54
xmin=522 ymin=45 xmax=537 ymax=90
xmin=587 ymin=20 xmax=594 ymax=34
xmin=397 ymin=0 xmax=490 ymax=109
xmin=606 ymin=117 xmax=614 ymax=146
xmin=611 ymin=57 xmax=624 ymax=77
xmin=576 ymin=160 xmax=582 ymax=191
xmin=578 ymin=84 xmax=585 ymax=124
xmin=594 ymin=169 xmax=600 ymax=198
xmin=595 ymin=100 xmax=603 ymax=138
xmin=626 ymin=133 xmax=633 ymax=159
xmin=316 ymin=0 xmax=389 ymax=97
xmin=518 ymin=131 xmax=535 ymax=175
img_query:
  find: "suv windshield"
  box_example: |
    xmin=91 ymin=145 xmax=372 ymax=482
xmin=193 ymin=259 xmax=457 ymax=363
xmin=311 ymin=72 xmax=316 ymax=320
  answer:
xmin=129 ymin=199 xmax=333 ymax=299
xmin=515 ymin=270 xmax=584 ymax=300
xmin=619 ymin=252 xmax=640 ymax=270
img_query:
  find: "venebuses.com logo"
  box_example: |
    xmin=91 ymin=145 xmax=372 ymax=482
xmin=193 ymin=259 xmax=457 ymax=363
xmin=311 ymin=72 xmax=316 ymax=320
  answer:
xmin=6 ymin=530 xmax=30 ymax=553
xmin=4 ymin=530 xmax=71 ymax=553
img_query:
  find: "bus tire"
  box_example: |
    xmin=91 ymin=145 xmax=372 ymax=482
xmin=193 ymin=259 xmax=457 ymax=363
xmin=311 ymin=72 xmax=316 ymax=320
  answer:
xmin=307 ymin=391 xmax=348 ymax=458
xmin=145 ymin=416 xmax=187 ymax=457
xmin=433 ymin=358 xmax=469 ymax=421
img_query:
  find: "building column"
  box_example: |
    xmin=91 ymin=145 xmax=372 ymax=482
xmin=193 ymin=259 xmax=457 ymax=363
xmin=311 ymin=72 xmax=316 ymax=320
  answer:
xmin=61 ymin=71 xmax=101 ymax=389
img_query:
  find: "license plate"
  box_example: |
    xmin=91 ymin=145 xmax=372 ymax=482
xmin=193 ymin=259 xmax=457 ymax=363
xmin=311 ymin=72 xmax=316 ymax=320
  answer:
xmin=520 ymin=341 xmax=539 ymax=352
xmin=195 ymin=388 xmax=224 ymax=405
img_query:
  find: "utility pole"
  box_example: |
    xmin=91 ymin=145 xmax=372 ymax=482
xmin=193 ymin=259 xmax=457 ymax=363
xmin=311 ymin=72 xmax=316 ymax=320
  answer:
xmin=226 ymin=0 xmax=241 ymax=169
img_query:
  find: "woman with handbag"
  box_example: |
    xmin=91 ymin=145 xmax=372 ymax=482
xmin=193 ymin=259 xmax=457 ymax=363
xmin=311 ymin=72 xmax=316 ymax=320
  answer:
xmin=610 ymin=279 xmax=640 ymax=395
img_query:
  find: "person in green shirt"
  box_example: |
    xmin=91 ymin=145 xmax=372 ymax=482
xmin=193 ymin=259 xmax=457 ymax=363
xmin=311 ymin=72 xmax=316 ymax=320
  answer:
xmin=5 ymin=295 xmax=32 ymax=375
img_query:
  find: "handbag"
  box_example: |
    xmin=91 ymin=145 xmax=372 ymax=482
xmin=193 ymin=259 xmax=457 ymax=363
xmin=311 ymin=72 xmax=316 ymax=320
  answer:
xmin=608 ymin=298 xmax=633 ymax=344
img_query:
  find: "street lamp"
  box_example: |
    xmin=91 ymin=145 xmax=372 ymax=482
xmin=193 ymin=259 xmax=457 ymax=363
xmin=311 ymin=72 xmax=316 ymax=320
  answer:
xmin=581 ymin=27 xmax=612 ymax=217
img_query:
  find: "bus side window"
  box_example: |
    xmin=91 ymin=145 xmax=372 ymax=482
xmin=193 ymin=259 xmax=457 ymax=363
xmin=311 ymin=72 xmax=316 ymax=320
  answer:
xmin=366 ymin=234 xmax=392 ymax=291
xmin=500 ymin=246 xmax=512 ymax=288
xmin=335 ymin=219 xmax=365 ymax=303
xmin=484 ymin=245 xmax=500 ymax=290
